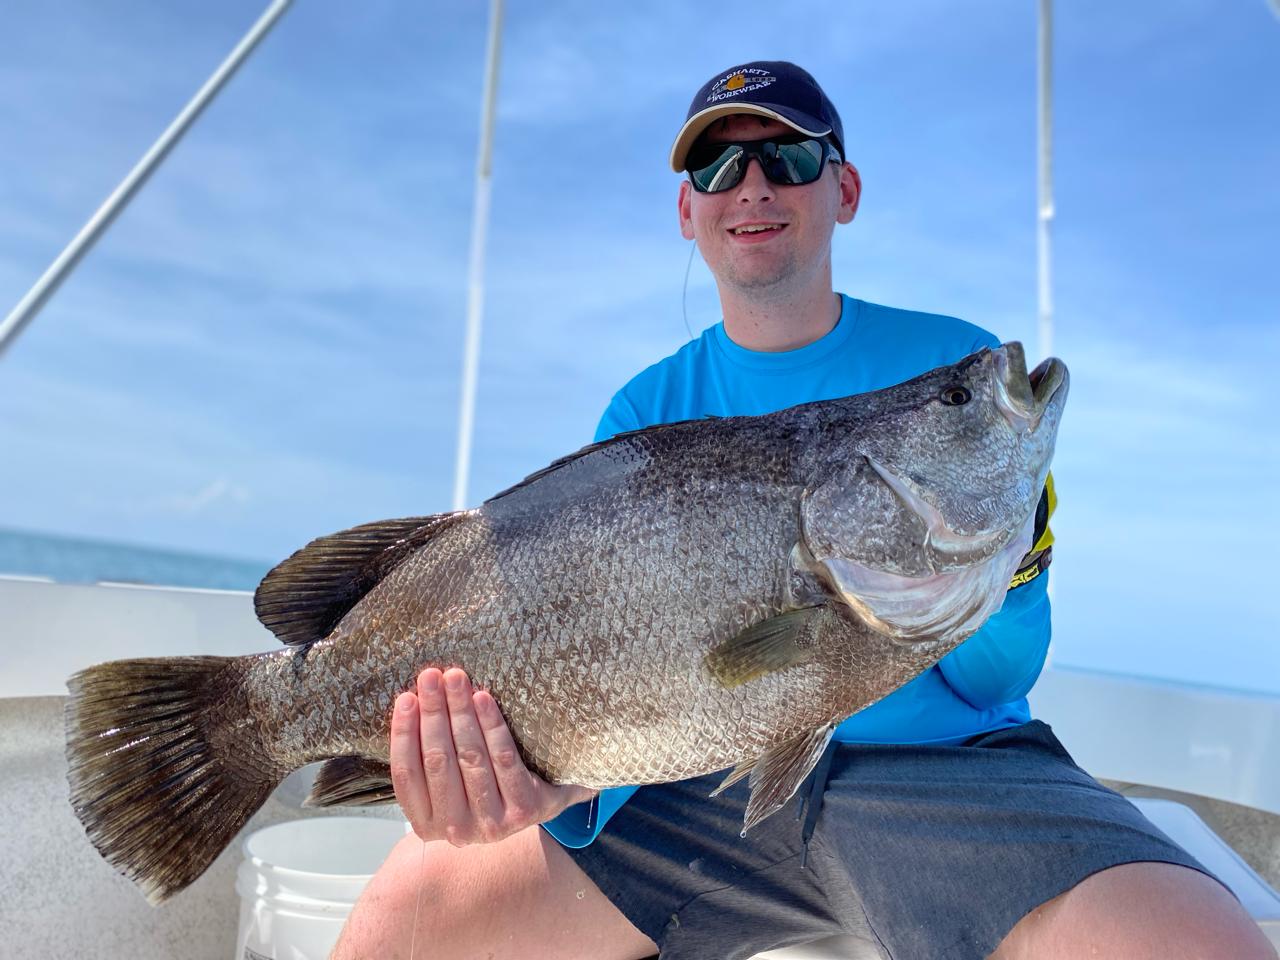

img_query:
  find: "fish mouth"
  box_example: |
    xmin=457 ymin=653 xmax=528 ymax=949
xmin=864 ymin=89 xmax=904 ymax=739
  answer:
xmin=993 ymin=342 xmax=1068 ymax=433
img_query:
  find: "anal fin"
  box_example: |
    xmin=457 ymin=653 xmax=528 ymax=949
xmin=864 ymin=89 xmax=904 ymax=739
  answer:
xmin=304 ymin=757 xmax=396 ymax=807
xmin=710 ymin=723 xmax=837 ymax=835
xmin=709 ymin=759 xmax=754 ymax=797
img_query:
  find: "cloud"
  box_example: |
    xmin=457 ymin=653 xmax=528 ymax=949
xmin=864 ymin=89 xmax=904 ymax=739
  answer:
xmin=162 ymin=478 xmax=252 ymax=514
xmin=1043 ymin=314 xmax=1278 ymax=692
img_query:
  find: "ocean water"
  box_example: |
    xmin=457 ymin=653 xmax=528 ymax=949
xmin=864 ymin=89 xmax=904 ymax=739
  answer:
xmin=0 ymin=527 xmax=270 ymax=591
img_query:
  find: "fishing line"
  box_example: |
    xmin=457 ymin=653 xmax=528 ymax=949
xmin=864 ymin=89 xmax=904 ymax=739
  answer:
xmin=408 ymin=836 xmax=427 ymax=960
xmin=681 ymin=240 xmax=697 ymax=341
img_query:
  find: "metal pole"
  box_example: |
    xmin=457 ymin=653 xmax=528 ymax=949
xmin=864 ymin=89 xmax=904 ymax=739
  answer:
xmin=1037 ymin=0 xmax=1055 ymax=615
xmin=1037 ymin=0 xmax=1054 ymax=361
xmin=452 ymin=0 xmax=505 ymax=511
xmin=0 ymin=0 xmax=295 ymax=360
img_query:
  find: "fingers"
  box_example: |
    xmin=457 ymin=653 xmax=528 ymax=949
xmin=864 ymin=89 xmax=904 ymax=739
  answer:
xmin=473 ymin=688 xmax=540 ymax=823
xmin=475 ymin=690 xmax=598 ymax=821
xmin=414 ymin=668 xmax=471 ymax=838
xmin=441 ymin=669 xmax=505 ymax=835
xmin=389 ymin=690 xmax=432 ymax=836
xmin=393 ymin=667 xmax=584 ymax=845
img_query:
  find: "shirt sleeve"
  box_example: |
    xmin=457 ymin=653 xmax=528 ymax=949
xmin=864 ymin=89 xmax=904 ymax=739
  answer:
xmin=594 ymin=390 xmax=644 ymax=442
xmin=540 ymin=785 xmax=641 ymax=848
xmin=972 ymin=329 xmax=1001 ymax=352
xmin=936 ymin=571 xmax=1052 ymax=709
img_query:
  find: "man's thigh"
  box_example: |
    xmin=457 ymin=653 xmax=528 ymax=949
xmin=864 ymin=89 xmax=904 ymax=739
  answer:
xmin=814 ymin=721 xmax=1219 ymax=960
xmin=332 ymin=825 xmax=658 ymax=960
xmin=992 ymin=861 xmax=1276 ymax=959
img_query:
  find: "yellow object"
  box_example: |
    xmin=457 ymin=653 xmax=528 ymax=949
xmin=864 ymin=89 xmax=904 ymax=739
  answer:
xmin=1033 ymin=472 xmax=1056 ymax=553
xmin=1006 ymin=473 xmax=1056 ymax=590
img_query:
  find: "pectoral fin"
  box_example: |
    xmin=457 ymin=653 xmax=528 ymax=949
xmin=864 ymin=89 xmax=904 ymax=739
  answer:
xmin=709 ymin=723 xmax=838 ymax=834
xmin=304 ymin=757 xmax=396 ymax=807
xmin=703 ymin=607 xmax=823 ymax=689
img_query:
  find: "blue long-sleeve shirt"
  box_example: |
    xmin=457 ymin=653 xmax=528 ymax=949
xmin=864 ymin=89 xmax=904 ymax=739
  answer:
xmin=542 ymin=295 xmax=1054 ymax=847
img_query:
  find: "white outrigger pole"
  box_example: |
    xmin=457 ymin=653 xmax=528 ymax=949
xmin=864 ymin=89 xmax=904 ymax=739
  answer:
xmin=1038 ymin=0 xmax=1055 ymax=613
xmin=452 ymin=0 xmax=505 ymax=511
xmin=0 ymin=0 xmax=295 ymax=360
xmin=1037 ymin=0 xmax=1054 ymax=361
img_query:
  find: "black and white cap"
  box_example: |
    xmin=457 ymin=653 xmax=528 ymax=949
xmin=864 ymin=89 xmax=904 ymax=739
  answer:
xmin=669 ymin=60 xmax=845 ymax=172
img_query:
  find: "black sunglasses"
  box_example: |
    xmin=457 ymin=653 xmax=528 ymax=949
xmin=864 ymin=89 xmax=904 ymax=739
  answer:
xmin=686 ymin=135 xmax=843 ymax=193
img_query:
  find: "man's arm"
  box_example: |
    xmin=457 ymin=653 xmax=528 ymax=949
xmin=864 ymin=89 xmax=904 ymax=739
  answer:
xmin=937 ymin=573 xmax=1052 ymax=708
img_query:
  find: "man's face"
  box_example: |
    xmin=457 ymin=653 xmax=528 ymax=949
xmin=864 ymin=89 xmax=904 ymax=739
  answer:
xmin=678 ymin=114 xmax=860 ymax=293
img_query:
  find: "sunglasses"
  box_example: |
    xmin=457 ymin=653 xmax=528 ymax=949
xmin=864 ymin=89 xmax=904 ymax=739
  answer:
xmin=686 ymin=135 xmax=843 ymax=193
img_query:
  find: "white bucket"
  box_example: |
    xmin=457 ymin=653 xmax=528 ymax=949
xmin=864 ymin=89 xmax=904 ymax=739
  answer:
xmin=234 ymin=816 xmax=408 ymax=960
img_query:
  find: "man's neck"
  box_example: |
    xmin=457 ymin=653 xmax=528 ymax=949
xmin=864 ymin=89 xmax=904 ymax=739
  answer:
xmin=718 ymin=282 xmax=841 ymax=353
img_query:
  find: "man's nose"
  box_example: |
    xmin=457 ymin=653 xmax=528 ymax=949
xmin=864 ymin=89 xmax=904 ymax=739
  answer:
xmin=733 ymin=157 xmax=775 ymax=203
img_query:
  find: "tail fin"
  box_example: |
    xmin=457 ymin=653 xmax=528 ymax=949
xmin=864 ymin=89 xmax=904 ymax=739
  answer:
xmin=66 ymin=656 xmax=281 ymax=904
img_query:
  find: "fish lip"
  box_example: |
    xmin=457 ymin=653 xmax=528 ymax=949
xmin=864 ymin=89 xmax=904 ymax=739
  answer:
xmin=992 ymin=342 xmax=1035 ymax=431
xmin=865 ymin=456 xmax=1001 ymax=568
xmin=1029 ymin=356 xmax=1067 ymax=409
xmin=993 ymin=343 xmax=1067 ymax=432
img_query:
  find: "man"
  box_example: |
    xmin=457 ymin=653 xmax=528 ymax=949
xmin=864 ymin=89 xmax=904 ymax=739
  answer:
xmin=334 ymin=61 xmax=1272 ymax=959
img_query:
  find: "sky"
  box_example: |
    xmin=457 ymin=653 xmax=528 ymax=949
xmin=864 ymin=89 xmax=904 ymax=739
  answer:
xmin=0 ymin=0 xmax=1277 ymax=693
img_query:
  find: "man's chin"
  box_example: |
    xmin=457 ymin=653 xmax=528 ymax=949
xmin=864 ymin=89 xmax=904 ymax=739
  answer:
xmin=724 ymin=265 xmax=796 ymax=291
xmin=710 ymin=249 xmax=791 ymax=287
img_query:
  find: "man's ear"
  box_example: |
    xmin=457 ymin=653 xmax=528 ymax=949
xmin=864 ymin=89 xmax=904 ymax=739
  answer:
xmin=836 ymin=162 xmax=861 ymax=224
xmin=678 ymin=180 xmax=696 ymax=240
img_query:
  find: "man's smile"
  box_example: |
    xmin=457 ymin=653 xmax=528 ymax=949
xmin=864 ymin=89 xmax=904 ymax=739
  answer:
xmin=726 ymin=221 xmax=788 ymax=242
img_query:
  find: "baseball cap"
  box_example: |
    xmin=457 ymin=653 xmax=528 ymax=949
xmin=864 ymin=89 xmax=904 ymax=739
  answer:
xmin=669 ymin=60 xmax=845 ymax=173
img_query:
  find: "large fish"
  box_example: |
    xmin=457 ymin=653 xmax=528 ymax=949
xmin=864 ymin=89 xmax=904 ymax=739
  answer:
xmin=66 ymin=342 xmax=1067 ymax=904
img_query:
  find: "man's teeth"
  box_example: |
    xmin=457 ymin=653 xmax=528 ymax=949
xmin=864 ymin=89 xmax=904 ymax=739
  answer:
xmin=733 ymin=224 xmax=783 ymax=235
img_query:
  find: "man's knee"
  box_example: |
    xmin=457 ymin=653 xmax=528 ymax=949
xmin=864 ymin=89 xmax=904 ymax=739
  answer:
xmin=331 ymin=825 xmax=657 ymax=960
xmin=993 ymin=861 xmax=1276 ymax=960
xmin=332 ymin=831 xmax=527 ymax=957
xmin=332 ymin=833 xmax=447 ymax=958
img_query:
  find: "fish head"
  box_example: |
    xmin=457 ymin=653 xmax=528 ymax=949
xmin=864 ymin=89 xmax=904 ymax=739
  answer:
xmin=800 ymin=342 xmax=1068 ymax=643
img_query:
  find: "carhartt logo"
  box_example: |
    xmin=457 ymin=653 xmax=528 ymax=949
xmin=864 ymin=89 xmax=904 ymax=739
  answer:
xmin=706 ymin=68 xmax=777 ymax=104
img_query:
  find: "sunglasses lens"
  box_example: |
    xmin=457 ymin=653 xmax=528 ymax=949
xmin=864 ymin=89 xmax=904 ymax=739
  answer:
xmin=765 ymin=140 xmax=826 ymax=185
xmin=689 ymin=145 xmax=745 ymax=193
xmin=687 ymin=139 xmax=834 ymax=193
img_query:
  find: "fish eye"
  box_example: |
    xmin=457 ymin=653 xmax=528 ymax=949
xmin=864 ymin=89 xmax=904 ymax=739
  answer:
xmin=940 ymin=386 xmax=972 ymax=406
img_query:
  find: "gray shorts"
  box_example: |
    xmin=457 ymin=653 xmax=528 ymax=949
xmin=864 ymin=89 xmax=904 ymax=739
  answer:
xmin=559 ymin=720 xmax=1216 ymax=960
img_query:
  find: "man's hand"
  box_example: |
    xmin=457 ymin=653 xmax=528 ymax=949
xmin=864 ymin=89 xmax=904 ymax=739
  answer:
xmin=390 ymin=667 xmax=597 ymax=846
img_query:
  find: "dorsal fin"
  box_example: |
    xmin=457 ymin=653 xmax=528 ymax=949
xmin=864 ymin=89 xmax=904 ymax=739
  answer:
xmin=254 ymin=513 xmax=465 ymax=646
